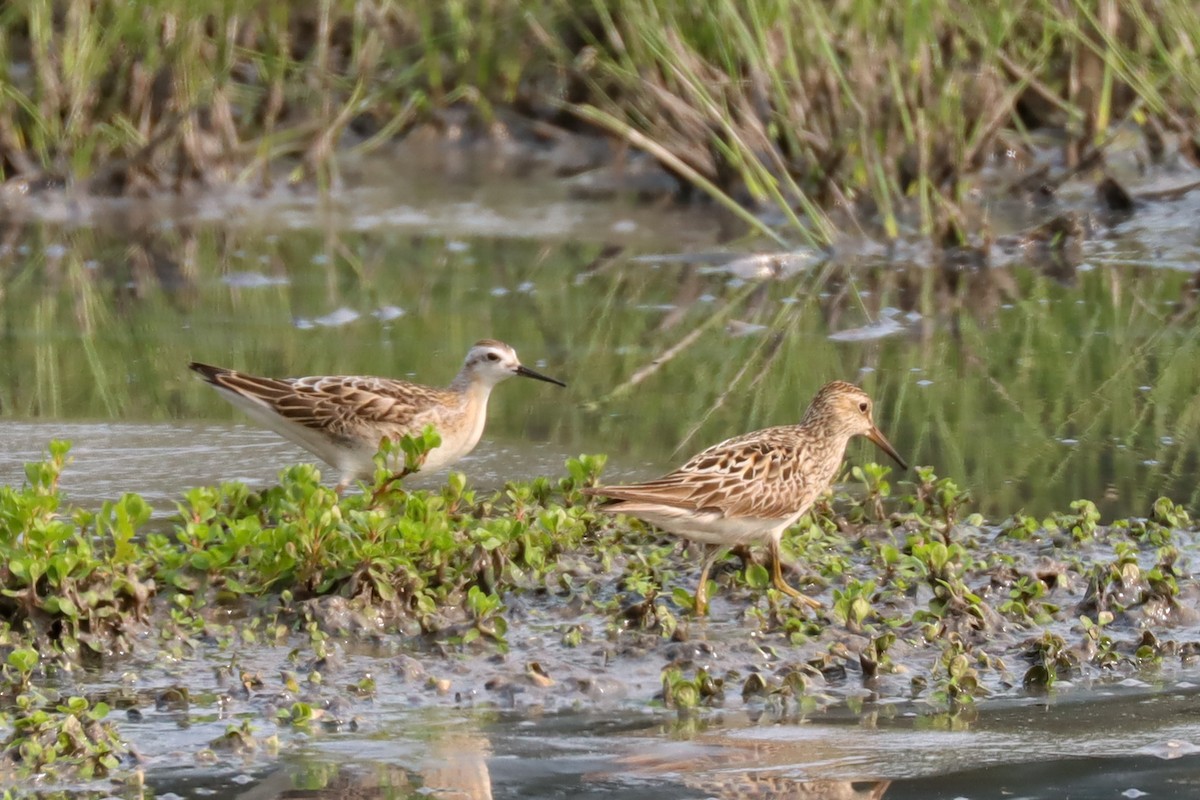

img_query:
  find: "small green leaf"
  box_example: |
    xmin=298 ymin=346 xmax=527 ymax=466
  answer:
xmin=7 ymin=648 xmax=38 ymax=674
xmin=745 ymin=563 xmax=769 ymax=589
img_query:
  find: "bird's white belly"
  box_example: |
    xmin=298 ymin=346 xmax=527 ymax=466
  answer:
xmin=412 ymin=435 xmax=478 ymax=474
xmin=631 ymin=507 xmax=805 ymax=546
xmin=323 ymin=433 xmax=473 ymax=484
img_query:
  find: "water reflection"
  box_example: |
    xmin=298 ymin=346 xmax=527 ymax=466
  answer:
xmin=272 ymin=732 xmax=494 ymax=800
xmin=623 ymin=738 xmax=891 ymax=799
xmin=417 ymin=733 xmax=494 ymax=800
xmin=0 ymin=201 xmax=1197 ymax=518
xmin=680 ymin=775 xmax=891 ymax=800
xmin=194 ymin=688 xmax=1200 ymax=799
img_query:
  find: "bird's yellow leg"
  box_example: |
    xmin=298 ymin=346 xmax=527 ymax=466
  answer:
xmin=770 ymin=539 xmax=823 ymax=610
xmin=692 ymin=545 xmax=723 ymax=616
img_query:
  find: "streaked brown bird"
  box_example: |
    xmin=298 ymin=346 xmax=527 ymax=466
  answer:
xmin=585 ymin=381 xmax=906 ymax=615
xmin=190 ymin=339 xmax=565 ymax=491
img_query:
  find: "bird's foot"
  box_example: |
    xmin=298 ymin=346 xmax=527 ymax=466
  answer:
xmin=770 ymin=552 xmax=824 ymax=610
xmin=775 ymin=581 xmax=825 ymax=610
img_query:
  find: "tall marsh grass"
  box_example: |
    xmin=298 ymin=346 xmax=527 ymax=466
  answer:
xmin=1 ymin=1 xmax=1199 ymax=241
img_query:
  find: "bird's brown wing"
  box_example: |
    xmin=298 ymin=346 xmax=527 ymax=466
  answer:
xmin=587 ymin=428 xmax=814 ymax=519
xmin=196 ymin=364 xmax=451 ymax=439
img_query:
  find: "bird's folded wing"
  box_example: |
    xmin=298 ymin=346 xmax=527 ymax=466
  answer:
xmin=217 ymin=373 xmax=447 ymax=436
xmin=588 ymin=438 xmax=807 ymax=519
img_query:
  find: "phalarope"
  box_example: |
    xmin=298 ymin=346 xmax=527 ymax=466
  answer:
xmin=190 ymin=339 xmax=565 ymax=491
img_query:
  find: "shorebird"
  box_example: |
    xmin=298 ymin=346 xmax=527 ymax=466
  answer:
xmin=190 ymin=339 xmax=565 ymax=491
xmin=585 ymin=381 xmax=906 ymax=615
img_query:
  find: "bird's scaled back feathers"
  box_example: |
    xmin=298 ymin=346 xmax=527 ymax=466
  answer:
xmin=188 ymin=362 xmax=457 ymax=443
xmin=588 ymin=427 xmax=828 ymax=520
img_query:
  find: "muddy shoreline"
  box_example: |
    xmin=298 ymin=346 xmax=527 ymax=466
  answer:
xmin=4 ymin=440 xmax=1200 ymax=791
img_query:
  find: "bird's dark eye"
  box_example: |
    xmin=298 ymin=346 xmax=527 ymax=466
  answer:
xmin=859 ymin=401 xmax=869 ymax=413
xmin=486 ymin=352 xmax=501 ymax=362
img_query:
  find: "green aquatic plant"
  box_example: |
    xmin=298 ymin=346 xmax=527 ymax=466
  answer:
xmin=2 ymin=695 xmax=126 ymax=779
xmin=832 ymin=579 xmax=878 ymax=630
xmin=859 ymin=631 xmax=897 ymax=681
xmin=207 ymin=720 xmax=259 ymax=756
xmin=926 ymin=638 xmax=987 ymax=708
xmin=999 ymin=513 xmax=1043 ymax=542
xmin=902 ymin=467 xmax=973 ymax=539
xmin=276 ymin=701 xmax=317 ymax=729
xmin=1049 ymin=500 xmax=1102 ymax=542
xmin=369 ymin=429 xmax=444 ymax=502
xmin=997 ymin=574 xmax=1055 ymax=625
xmin=660 ymin=667 xmax=724 ymax=713
xmin=850 ymin=462 xmax=896 ymax=523
xmin=1080 ymin=612 xmax=1122 ymax=669
xmin=1021 ymin=631 xmax=1077 ymax=691
xmin=0 ymin=437 xmax=605 ymax=665
xmin=462 ymin=585 xmax=508 ymax=647
xmin=1 ymin=649 xmax=39 ymax=700
xmin=0 ymin=442 xmax=156 ymax=658
xmin=1151 ymin=497 xmax=1191 ymax=529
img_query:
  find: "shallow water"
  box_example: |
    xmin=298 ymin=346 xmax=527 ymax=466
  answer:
xmin=123 ymin=681 xmax=1200 ymax=799
xmin=0 ymin=420 xmax=596 ymax=510
xmin=6 ymin=146 xmax=1200 ymax=796
xmin=3 ymin=199 xmax=1198 ymax=518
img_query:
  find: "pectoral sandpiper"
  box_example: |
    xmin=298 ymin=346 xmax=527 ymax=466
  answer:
xmin=585 ymin=381 xmax=906 ymax=615
xmin=190 ymin=339 xmax=565 ymax=491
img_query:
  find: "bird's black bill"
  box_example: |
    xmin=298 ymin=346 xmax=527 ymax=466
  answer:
xmin=867 ymin=426 xmax=908 ymax=470
xmin=516 ymin=364 xmax=566 ymax=387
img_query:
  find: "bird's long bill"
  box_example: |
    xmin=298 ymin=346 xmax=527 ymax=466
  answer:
xmin=515 ymin=364 xmax=567 ymax=387
xmin=866 ymin=426 xmax=908 ymax=470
